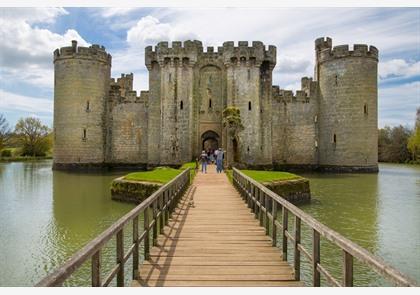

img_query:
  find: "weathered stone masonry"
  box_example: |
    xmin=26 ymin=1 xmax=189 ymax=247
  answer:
xmin=53 ymin=37 xmax=378 ymax=172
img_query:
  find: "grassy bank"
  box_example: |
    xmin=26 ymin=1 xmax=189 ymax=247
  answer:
xmin=0 ymin=156 xmax=52 ymax=162
xmin=124 ymin=167 xmax=182 ymax=184
xmin=226 ymin=169 xmax=301 ymax=184
xmin=123 ymin=162 xmax=197 ymax=184
xmin=241 ymin=170 xmax=301 ymax=183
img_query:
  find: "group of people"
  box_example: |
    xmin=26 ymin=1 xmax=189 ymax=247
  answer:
xmin=199 ymin=148 xmax=225 ymax=173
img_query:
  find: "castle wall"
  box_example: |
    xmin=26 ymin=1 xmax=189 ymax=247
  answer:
xmin=53 ymin=42 xmax=111 ymax=167
xmin=109 ymin=91 xmax=149 ymax=164
xmin=272 ymin=80 xmax=318 ymax=167
xmin=316 ymin=39 xmax=378 ymax=170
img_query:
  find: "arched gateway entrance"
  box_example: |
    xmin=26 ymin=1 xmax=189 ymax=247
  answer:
xmin=201 ymin=130 xmax=219 ymax=151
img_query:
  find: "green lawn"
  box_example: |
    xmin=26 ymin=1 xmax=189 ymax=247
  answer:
xmin=180 ymin=161 xmax=197 ymax=170
xmin=240 ymin=170 xmax=301 ymax=183
xmin=124 ymin=167 xmax=183 ymax=184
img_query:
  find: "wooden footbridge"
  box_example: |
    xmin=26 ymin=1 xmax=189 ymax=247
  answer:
xmin=36 ymin=165 xmax=417 ymax=287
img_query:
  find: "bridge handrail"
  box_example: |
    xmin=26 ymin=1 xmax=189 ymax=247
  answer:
xmin=232 ymin=168 xmax=418 ymax=287
xmin=36 ymin=168 xmax=191 ymax=287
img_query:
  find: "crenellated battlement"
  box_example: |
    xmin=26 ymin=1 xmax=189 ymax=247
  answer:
xmin=315 ymin=37 xmax=378 ymax=63
xmin=221 ymin=41 xmax=276 ymax=66
xmin=54 ymin=40 xmax=112 ymax=65
xmin=145 ymin=40 xmax=204 ymax=67
xmin=145 ymin=40 xmax=276 ymax=68
xmin=272 ymin=77 xmax=318 ymax=104
xmin=109 ymin=83 xmax=149 ymax=106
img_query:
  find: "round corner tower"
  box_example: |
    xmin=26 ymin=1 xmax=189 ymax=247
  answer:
xmin=315 ymin=37 xmax=378 ymax=172
xmin=53 ymin=40 xmax=111 ymax=169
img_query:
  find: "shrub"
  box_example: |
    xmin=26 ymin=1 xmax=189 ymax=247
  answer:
xmin=1 ymin=149 xmax=12 ymax=157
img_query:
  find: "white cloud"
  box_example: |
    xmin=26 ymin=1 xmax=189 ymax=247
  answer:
xmin=0 ymin=8 xmax=89 ymax=89
xmin=0 ymin=90 xmax=53 ymax=114
xmin=379 ymin=59 xmax=420 ymax=79
xmin=127 ymin=16 xmax=198 ymax=48
xmin=379 ymin=81 xmax=420 ymax=127
xmin=276 ymin=56 xmax=311 ymax=74
xmin=98 ymin=8 xmax=141 ymax=18
xmin=0 ymin=7 xmax=68 ymax=24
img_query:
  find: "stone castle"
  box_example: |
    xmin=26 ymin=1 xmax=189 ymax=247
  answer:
xmin=53 ymin=37 xmax=378 ymax=172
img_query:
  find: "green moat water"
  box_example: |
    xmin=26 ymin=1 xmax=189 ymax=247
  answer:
xmin=0 ymin=160 xmax=419 ymax=286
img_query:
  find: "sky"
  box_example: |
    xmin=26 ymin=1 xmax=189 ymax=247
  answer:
xmin=0 ymin=7 xmax=419 ymax=128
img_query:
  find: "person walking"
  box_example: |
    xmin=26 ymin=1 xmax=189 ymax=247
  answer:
xmin=216 ymin=148 xmax=224 ymax=173
xmin=200 ymin=150 xmax=208 ymax=173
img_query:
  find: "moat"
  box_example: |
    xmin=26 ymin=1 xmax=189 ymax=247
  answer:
xmin=0 ymin=160 xmax=419 ymax=286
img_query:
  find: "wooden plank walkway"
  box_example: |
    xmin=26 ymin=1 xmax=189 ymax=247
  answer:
xmin=133 ymin=164 xmax=301 ymax=287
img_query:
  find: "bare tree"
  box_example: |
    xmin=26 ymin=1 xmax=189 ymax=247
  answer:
xmin=0 ymin=114 xmax=10 ymax=151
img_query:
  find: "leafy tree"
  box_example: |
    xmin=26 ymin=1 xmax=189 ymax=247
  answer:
xmin=0 ymin=114 xmax=10 ymax=151
xmin=407 ymin=108 xmax=420 ymax=161
xmin=14 ymin=117 xmax=51 ymax=156
xmin=222 ymin=106 xmax=244 ymax=139
xmin=378 ymin=125 xmax=412 ymax=163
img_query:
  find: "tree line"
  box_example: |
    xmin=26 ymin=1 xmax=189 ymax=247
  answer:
xmin=379 ymin=108 xmax=420 ymax=164
xmin=0 ymin=114 xmax=52 ymax=158
xmin=1 ymin=109 xmax=420 ymax=163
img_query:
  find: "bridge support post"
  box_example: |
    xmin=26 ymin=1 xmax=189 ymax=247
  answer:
xmin=144 ymin=207 xmax=150 ymax=261
xmin=259 ymin=192 xmax=264 ymax=226
xmin=152 ymin=200 xmax=158 ymax=246
xmin=133 ymin=216 xmax=139 ymax=280
xmin=313 ymin=229 xmax=321 ymax=286
xmin=272 ymin=201 xmax=277 ymax=247
xmin=343 ymin=250 xmax=353 ymax=286
xmin=282 ymin=207 xmax=288 ymax=261
xmin=159 ymin=193 xmax=164 ymax=234
xmin=294 ymin=217 xmax=301 ymax=281
xmin=91 ymin=250 xmax=101 ymax=287
xmin=116 ymin=229 xmax=124 ymax=286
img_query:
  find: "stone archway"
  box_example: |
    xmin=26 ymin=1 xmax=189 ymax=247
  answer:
xmin=201 ymin=130 xmax=219 ymax=152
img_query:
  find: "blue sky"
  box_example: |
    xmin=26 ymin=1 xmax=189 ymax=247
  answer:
xmin=0 ymin=7 xmax=419 ymax=128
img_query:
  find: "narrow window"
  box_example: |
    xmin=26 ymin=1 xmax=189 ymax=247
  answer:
xmin=247 ymin=69 xmax=251 ymax=80
xmin=82 ymin=128 xmax=87 ymax=141
xmin=248 ymin=101 xmax=252 ymax=111
xmin=169 ymin=73 xmax=172 ymax=82
xmin=86 ymin=100 xmax=90 ymax=112
xmin=247 ymin=146 xmax=250 ymax=153
xmin=335 ymin=75 xmax=338 ymax=86
xmin=180 ymin=100 xmax=183 ymax=110
xmin=364 ymin=104 xmax=368 ymax=115
xmin=209 ymin=99 xmax=212 ymax=108
xmin=333 ymin=133 xmax=337 ymax=144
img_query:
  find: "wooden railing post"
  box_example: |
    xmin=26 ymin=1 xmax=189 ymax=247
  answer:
xmin=159 ymin=193 xmax=164 ymax=234
xmin=282 ymin=207 xmax=288 ymax=261
xmin=272 ymin=201 xmax=278 ymax=247
xmin=313 ymin=229 xmax=321 ymax=287
xmin=254 ymin=188 xmax=259 ymax=219
xmin=165 ymin=190 xmax=170 ymax=225
xmin=132 ymin=216 xmax=139 ymax=280
xmin=259 ymin=192 xmax=264 ymax=226
xmin=144 ymin=207 xmax=150 ymax=261
xmin=265 ymin=194 xmax=269 ymax=235
xmin=294 ymin=216 xmax=301 ymax=281
xmin=116 ymin=229 xmax=124 ymax=287
xmin=152 ymin=199 xmax=158 ymax=246
xmin=91 ymin=250 xmax=101 ymax=287
xmin=343 ymin=250 xmax=354 ymax=287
